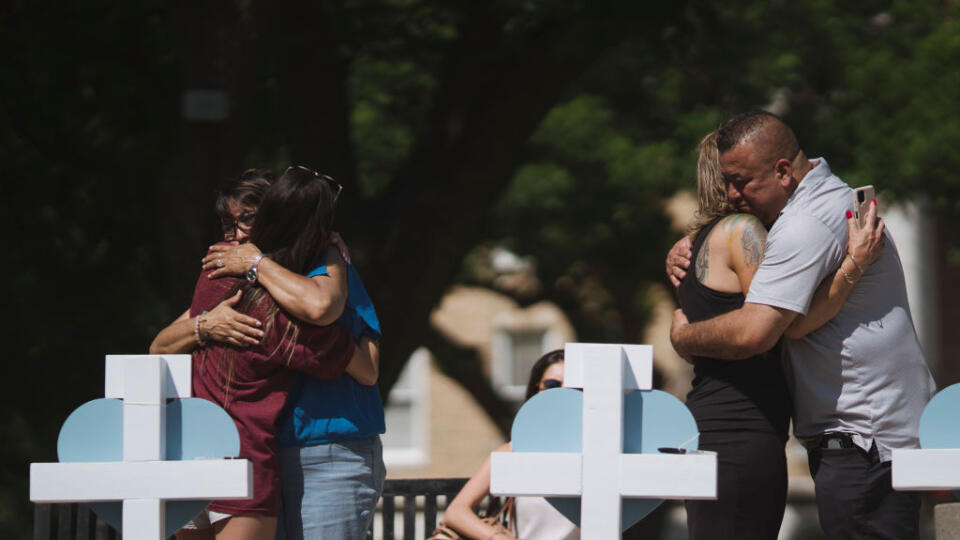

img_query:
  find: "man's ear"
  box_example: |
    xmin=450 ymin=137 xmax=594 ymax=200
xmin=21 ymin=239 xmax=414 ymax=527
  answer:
xmin=774 ymin=158 xmax=794 ymax=186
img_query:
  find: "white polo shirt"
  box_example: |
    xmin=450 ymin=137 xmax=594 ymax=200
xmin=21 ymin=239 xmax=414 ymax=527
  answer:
xmin=746 ymin=158 xmax=935 ymax=461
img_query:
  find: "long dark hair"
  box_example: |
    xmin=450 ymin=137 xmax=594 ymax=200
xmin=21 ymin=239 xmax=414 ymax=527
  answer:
xmin=217 ymin=167 xmax=340 ymax=385
xmin=248 ymin=166 xmax=338 ymax=276
xmin=524 ymin=349 xmax=565 ymax=401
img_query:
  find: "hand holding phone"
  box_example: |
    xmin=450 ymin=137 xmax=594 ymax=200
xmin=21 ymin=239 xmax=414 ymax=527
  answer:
xmin=852 ymin=185 xmax=875 ymax=228
xmin=846 ymin=187 xmax=886 ymax=272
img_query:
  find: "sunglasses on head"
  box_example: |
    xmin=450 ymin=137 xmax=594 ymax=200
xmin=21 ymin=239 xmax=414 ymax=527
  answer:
xmin=286 ymin=165 xmax=343 ymax=202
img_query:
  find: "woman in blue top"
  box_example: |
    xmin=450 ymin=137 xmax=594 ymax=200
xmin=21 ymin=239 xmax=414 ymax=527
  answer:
xmin=152 ymin=166 xmax=386 ymax=539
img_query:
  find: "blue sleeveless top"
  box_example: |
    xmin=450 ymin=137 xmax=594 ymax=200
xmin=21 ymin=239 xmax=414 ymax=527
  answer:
xmin=276 ymin=256 xmax=386 ymax=447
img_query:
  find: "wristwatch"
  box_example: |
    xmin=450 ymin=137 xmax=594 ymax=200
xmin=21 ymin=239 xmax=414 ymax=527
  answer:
xmin=246 ymin=254 xmax=265 ymax=283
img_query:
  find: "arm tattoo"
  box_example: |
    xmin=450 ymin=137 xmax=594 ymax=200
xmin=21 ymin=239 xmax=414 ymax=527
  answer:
xmin=695 ymin=240 xmax=709 ymax=282
xmin=741 ymin=222 xmax=765 ymax=268
xmin=720 ymin=214 xmax=749 ymax=233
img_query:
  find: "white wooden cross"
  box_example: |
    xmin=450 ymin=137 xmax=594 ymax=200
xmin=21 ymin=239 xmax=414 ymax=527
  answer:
xmin=892 ymin=448 xmax=960 ymax=491
xmin=891 ymin=384 xmax=960 ymax=493
xmin=490 ymin=343 xmax=717 ymax=538
xmin=30 ymin=355 xmax=252 ymax=540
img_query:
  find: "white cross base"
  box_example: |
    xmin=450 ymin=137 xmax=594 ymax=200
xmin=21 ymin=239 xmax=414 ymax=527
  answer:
xmin=30 ymin=355 xmax=251 ymax=540
xmin=491 ymin=343 xmax=717 ymax=538
xmin=892 ymin=449 xmax=960 ymax=490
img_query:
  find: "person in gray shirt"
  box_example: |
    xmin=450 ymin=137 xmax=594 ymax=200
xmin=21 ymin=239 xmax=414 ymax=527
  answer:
xmin=669 ymin=111 xmax=936 ymax=539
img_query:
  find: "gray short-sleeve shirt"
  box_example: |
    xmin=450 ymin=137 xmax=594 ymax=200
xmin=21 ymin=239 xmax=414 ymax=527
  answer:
xmin=746 ymin=158 xmax=935 ymax=461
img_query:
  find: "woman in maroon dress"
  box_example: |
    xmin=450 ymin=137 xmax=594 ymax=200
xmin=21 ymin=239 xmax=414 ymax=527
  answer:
xmin=178 ymin=167 xmax=367 ymax=540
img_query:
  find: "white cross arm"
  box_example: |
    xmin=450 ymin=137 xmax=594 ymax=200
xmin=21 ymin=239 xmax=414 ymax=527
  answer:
xmin=105 ymin=355 xmax=192 ymax=400
xmin=30 ymin=460 xmax=252 ymax=502
xmin=563 ymin=343 xmax=652 ymax=390
xmin=490 ymin=452 xmax=717 ymax=500
xmin=892 ymin=449 xmax=960 ymax=490
xmin=619 ymin=453 xmax=716 ymax=499
xmin=489 ymin=453 xmax=582 ymax=496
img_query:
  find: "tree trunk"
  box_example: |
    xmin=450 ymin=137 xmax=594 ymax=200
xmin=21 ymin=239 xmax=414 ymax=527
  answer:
xmin=159 ymin=0 xmax=264 ymax=307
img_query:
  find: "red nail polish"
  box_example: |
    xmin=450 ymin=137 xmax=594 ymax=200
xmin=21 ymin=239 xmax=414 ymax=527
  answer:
xmin=845 ymin=210 xmax=852 ymax=219
xmin=872 ymin=199 xmax=877 ymax=206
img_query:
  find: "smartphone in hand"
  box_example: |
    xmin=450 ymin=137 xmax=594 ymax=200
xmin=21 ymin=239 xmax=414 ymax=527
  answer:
xmin=852 ymin=185 xmax=875 ymax=227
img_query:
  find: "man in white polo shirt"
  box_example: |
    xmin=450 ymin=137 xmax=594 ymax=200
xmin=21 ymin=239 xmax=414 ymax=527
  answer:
xmin=669 ymin=111 xmax=935 ymax=539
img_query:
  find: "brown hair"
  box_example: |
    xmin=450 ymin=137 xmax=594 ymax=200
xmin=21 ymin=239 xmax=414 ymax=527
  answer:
xmin=524 ymin=349 xmax=565 ymax=401
xmin=211 ymin=166 xmax=341 ymax=406
xmin=214 ymin=169 xmax=275 ymax=224
xmin=233 ymin=165 xmax=340 ymax=347
xmin=688 ymin=130 xmax=736 ymax=236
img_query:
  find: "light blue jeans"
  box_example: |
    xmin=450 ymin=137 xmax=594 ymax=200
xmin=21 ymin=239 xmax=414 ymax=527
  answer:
xmin=276 ymin=436 xmax=386 ymax=540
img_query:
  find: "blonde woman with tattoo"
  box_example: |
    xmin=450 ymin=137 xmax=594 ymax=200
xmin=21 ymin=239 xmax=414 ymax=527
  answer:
xmin=674 ymin=131 xmax=885 ymax=540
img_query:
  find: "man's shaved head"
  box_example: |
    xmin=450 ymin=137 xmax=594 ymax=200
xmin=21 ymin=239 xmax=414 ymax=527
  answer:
xmin=717 ymin=111 xmax=799 ymax=165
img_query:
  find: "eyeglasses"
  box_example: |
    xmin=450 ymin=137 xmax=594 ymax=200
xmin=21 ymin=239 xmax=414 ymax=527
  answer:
xmin=221 ymin=210 xmax=256 ymax=239
xmin=286 ymin=165 xmax=343 ymax=202
xmin=540 ymin=379 xmax=562 ymax=390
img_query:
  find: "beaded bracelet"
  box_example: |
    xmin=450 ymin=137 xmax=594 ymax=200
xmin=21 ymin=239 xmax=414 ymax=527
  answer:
xmin=194 ymin=314 xmax=208 ymax=347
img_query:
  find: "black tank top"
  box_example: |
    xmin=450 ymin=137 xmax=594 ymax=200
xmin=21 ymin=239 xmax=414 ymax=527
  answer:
xmin=676 ymin=217 xmax=790 ymax=439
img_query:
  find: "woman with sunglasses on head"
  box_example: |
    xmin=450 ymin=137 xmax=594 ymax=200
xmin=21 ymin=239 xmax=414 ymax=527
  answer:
xmin=152 ymin=167 xmax=385 ymax=539
xmin=673 ymin=131 xmax=886 ymax=540
xmin=176 ymin=167 xmax=370 ymax=540
xmin=441 ymin=349 xmax=579 ymax=540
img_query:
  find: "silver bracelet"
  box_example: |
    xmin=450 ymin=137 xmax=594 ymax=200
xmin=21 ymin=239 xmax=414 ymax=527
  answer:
xmin=839 ymin=266 xmax=856 ymax=285
xmin=846 ymin=253 xmax=865 ymax=274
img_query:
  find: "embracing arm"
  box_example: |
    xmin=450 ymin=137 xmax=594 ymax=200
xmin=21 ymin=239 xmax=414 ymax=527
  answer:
xmin=665 ymin=235 xmax=694 ymax=288
xmin=443 ymin=442 xmax=517 ymax=540
xmin=256 ymin=249 xmax=347 ymax=325
xmin=669 ymin=214 xmax=784 ymax=360
xmin=203 ymin=236 xmax=349 ymax=326
xmin=785 ymin=201 xmax=885 ymax=339
xmin=276 ymin=321 xmax=356 ymax=379
xmin=149 ymin=291 xmax=265 ymax=354
xmin=149 ymin=309 xmax=195 ymax=354
xmin=671 ymin=302 xmax=796 ymax=360
xmin=345 ymin=336 xmax=380 ymax=386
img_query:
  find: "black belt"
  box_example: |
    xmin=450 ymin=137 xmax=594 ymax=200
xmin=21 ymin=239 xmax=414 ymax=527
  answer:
xmin=814 ymin=432 xmax=856 ymax=449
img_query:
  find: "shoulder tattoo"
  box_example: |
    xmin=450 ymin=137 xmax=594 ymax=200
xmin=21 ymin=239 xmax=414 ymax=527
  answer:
xmin=741 ymin=220 xmax=765 ymax=269
xmin=720 ymin=214 xmax=749 ymax=233
xmin=695 ymin=239 xmax=709 ymax=282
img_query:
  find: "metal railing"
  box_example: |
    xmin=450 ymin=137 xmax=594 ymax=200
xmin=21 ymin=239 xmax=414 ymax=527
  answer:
xmin=34 ymin=478 xmax=477 ymax=540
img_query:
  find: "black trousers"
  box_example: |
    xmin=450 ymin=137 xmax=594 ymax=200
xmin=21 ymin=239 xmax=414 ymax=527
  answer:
xmin=808 ymin=441 xmax=921 ymax=540
xmin=685 ymin=430 xmax=787 ymax=540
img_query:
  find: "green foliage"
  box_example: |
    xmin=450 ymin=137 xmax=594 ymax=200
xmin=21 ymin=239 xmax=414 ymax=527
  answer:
xmin=481 ymin=94 xmax=690 ymax=342
xmin=823 ymin=5 xmax=960 ymax=213
xmin=351 ymin=57 xmax=432 ymax=196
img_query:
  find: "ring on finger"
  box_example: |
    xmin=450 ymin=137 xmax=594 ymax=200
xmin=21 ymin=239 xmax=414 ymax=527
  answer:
xmin=218 ymin=258 xmax=224 ymax=268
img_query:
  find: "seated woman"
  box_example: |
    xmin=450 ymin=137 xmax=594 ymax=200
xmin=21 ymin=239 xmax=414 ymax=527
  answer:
xmin=442 ymin=349 xmax=579 ymax=540
xmin=675 ymin=130 xmax=886 ymax=540
xmin=178 ymin=167 xmax=371 ymax=539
